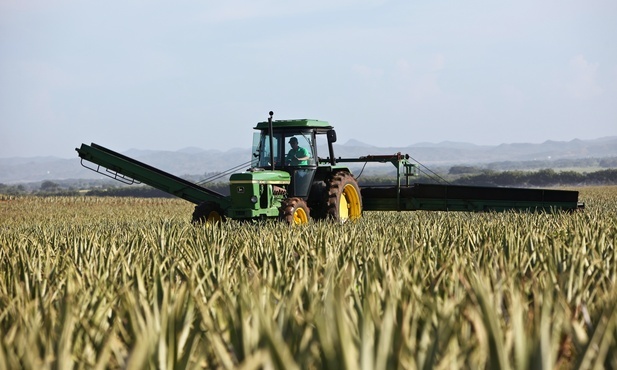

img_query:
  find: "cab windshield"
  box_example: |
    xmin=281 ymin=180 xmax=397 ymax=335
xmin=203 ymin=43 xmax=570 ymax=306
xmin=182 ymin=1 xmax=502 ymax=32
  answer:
xmin=252 ymin=131 xmax=315 ymax=168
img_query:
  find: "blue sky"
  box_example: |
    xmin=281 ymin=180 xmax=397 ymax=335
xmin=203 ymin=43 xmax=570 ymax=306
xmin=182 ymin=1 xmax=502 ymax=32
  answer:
xmin=1 ymin=0 xmax=616 ymax=158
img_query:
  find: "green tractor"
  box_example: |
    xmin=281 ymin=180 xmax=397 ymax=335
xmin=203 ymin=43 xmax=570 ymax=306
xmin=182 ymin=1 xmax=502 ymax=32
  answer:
xmin=211 ymin=111 xmax=362 ymax=224
xmin=76 ymin=112 xmax=582 ymax=225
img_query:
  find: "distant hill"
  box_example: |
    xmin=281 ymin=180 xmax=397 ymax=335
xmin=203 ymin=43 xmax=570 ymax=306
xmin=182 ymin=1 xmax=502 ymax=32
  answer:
xmin=1 ymin=136 xmax=616 ymax=184
xmin=343 ymin=139 xmax=375 ymax=148
xmin=335 ymin=136 xmax=617 ymax=165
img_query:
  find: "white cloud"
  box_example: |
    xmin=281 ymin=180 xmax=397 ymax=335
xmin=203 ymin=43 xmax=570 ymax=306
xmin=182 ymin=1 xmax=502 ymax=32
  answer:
xmin=565 ymin=54 xmax=603 ymax=99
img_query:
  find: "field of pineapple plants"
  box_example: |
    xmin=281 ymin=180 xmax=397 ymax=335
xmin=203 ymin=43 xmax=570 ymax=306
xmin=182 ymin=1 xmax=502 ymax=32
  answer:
xmin=0 ymin=186 xmax=616 ymax=369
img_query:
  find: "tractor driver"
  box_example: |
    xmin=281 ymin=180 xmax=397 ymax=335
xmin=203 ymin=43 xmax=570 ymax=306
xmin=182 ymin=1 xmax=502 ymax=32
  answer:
xmin=286 ymin=137 xmax=310 ymax=166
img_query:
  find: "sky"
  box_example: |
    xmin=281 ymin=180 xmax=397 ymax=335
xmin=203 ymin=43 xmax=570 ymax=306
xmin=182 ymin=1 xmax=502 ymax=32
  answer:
xmin=1 ymin=0 xmax=616 ymax=158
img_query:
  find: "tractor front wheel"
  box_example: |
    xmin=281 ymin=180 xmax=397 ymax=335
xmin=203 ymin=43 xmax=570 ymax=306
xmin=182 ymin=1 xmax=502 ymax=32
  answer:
xmin=192 ymin=201 xmax=225 ymax=224
xmin=325 ymin=171 xmax=362 ymax=223
xmin=280 ymin=197 xmax=311 ymax=225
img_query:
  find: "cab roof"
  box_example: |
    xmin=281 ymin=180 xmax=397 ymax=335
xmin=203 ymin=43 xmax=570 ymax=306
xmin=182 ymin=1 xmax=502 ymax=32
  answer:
xmin=254 ymin=119 xmax=332 ymax=130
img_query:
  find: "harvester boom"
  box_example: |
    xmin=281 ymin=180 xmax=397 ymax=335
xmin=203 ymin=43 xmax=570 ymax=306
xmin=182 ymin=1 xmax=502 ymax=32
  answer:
xmin=334 ymin=152 xmax=582 ymax=212
xmin=76 ymin=143 xmax=230 ymax=207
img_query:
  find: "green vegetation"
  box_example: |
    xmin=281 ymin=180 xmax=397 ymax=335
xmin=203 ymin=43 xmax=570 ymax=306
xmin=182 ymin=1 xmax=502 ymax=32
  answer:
xmin=454 ymin=168 xmax=617 ymax=187
xmin=358 ymin=168 xmax=617 ymax=188
xmin=0 ymin=179 xmax=230 ymax=198
xmin=0 ymin=187 xmax=616 ymax=369
xmin=449 ymin=156 xmax=617 ymax=173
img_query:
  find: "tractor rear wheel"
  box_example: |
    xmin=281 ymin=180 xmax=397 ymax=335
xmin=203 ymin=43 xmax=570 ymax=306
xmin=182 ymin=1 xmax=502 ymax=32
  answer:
xmin=280 ymin=197 xmax=311 ymax=225
xmin=192 ymin=201 xmax=225 ymax=224
xmin=325 ymin=171 xmax=362 ymax=222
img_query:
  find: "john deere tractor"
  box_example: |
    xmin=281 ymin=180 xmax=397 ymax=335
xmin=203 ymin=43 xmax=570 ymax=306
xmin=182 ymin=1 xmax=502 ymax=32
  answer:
xmin=212 ymin=111 xmax=363 ymax=224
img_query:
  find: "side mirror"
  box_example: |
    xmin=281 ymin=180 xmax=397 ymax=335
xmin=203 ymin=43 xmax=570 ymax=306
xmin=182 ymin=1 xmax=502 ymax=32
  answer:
xmin=327 ymin=129 xmax=337 ymax=166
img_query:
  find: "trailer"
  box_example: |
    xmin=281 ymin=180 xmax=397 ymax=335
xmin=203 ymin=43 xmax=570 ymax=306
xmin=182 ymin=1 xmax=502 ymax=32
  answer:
xmin=76 ymin=112 xmax=583 ymax=224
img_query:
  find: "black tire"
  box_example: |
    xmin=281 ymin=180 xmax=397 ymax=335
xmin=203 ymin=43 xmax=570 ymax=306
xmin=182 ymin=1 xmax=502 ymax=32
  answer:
xmin=279 ymin=197 xmax=311 ymax=225
xmin=324 ymin=171 xmax=362 ymax=222
xmin=192 ymin=201 xmax=225 ymax=224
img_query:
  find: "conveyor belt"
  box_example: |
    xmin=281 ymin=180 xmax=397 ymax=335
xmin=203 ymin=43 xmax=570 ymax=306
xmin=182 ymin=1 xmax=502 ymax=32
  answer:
xmin=76 ymin=143 xmax=229 ymax=206
xmin=361 ymin=183 xmax=582 ymax=212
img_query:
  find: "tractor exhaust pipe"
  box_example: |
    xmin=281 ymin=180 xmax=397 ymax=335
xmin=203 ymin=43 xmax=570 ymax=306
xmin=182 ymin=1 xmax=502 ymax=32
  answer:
xmin=268 ymin=111 xmax=275 ymax=171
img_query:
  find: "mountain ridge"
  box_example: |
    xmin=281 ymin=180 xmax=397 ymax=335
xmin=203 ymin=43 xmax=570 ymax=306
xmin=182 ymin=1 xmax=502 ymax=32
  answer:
xmin=1 ymin=136 xmax=616 ymax=183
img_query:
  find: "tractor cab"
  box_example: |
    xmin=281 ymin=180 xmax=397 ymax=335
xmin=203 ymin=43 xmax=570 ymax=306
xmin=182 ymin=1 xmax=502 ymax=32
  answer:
xmin=251 ymin=119 xmax=336 ymax=199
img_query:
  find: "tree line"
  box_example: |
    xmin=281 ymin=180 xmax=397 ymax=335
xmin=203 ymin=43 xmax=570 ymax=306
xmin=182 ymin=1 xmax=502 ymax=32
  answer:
xmin=1 ymin=168 xmax=617 ymax=198
xmin=359 ymin=168 xmax=617 ymax=187
xmin=449 ymin=157 xmax=617 ymax=173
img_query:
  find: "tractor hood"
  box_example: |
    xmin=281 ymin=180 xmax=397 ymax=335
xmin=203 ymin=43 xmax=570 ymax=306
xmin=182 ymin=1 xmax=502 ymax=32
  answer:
xmin=229 ymin=170 xmax=291 ymax=184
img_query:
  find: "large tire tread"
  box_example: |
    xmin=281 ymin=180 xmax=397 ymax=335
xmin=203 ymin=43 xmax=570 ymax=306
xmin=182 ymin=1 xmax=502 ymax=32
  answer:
xmin=280 ymin=197 xmax=311 ymax=225
xmin=324 ymin=171 xmax=362 ymax=222
xmin=192 ymin=201 xmax=225 ymax=224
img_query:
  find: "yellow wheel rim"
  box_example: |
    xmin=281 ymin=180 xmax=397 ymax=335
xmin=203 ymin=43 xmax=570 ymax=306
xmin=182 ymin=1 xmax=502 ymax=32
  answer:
xmin=339 ymin=191 xmax=349 ymax=220
xmin=293 ymin=207 xmax=309 ymax=225
xmin=340 ymin=184 xmax=361 ymax=221
xmin=207 ymin=211 xmax=222 ymax=223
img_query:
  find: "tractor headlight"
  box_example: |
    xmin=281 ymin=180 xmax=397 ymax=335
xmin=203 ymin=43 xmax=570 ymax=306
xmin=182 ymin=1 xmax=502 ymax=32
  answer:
xmin=250 ymin=195 xmax=258 ymax=203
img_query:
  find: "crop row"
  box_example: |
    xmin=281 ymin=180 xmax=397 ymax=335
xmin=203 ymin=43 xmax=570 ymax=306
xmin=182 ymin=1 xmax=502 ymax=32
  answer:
xmin=0 ymin=187 xmax=616 ymax=369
